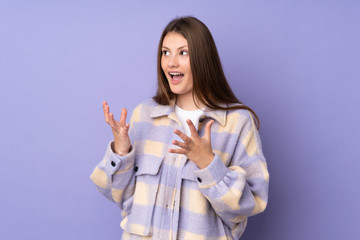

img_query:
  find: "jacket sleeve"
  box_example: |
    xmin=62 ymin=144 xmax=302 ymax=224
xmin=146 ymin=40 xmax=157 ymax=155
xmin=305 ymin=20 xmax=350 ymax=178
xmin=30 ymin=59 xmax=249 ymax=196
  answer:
xmin=89 ymin=141 xmax=136 ymax=214
xmin=89 ymin=108 xmax=139 ymax=215
xmin=193 ymin=111 xmax=269 ymax=229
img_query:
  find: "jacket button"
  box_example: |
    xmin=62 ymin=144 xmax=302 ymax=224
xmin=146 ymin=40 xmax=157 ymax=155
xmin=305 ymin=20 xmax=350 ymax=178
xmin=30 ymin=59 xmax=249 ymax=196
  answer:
xmin=111 ymin=161 xmax=116 ymax=167
xmin=134 ymin=166 xmax=139 ymax=172
xmin=197 ymin=177 xmax=202 ymax=183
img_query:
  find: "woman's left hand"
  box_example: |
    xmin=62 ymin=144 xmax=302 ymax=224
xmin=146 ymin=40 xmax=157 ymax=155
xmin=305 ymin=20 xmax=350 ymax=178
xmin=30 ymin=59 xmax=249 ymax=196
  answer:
xmin=169 ymin=119 xmax=215 ymax=169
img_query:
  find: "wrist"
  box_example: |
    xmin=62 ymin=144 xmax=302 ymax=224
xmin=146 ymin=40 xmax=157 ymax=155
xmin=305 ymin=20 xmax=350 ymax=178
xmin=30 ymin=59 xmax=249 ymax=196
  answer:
xmin=112 ymin=141 xmax=132 ymax=156
xmin=196 ymin=153 xmax=215 ymax=169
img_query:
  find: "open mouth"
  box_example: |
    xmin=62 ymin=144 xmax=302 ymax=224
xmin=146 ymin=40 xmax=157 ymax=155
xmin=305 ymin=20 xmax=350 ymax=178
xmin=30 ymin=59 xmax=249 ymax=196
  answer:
xmin=169 ymin=72 xmax=184 ymax=83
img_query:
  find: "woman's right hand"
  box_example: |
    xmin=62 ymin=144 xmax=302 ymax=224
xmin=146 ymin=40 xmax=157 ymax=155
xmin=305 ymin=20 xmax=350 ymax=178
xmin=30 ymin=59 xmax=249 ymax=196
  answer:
xmin=103 ymin=101 xmax=131 ymax=156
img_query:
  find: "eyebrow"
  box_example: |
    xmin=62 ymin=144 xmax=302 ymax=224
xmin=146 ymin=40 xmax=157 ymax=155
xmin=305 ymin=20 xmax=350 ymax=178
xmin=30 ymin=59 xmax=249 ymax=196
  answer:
xmin=162 ymin=45 xmax=188 ymax=50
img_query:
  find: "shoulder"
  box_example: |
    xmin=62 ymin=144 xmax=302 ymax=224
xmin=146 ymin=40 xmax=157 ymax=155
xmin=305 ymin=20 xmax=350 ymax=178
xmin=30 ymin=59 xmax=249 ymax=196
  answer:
xmin=130 ymin=98 xmax=164 ymax=122
xmin=226 ymin=103 xmax=253 ymax=120
xmin=225 ymin=103 xmax=257 ymax=131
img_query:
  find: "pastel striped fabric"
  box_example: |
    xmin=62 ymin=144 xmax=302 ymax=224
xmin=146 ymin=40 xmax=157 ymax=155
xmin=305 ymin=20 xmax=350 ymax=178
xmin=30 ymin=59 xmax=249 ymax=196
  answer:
xmin=90 ymin=98 xmax=269 ymax=240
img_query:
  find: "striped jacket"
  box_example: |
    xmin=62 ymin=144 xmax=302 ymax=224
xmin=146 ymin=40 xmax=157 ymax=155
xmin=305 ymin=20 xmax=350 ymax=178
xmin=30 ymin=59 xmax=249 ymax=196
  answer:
xmin=90 ymin=98 xmax=269 ymax=240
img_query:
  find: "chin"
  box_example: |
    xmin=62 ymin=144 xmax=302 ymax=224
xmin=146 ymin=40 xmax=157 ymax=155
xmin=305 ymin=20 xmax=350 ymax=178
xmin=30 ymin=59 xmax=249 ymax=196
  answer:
xmin=170 ymin=88 xmax=192 ymax=96
xmin=169 ymin=88 xmax=183 ymax=95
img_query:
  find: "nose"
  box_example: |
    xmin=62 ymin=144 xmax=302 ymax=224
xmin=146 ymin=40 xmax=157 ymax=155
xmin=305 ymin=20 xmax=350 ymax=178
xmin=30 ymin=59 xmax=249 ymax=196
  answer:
xmin=168 ymin=54 xmax=179 ymax=68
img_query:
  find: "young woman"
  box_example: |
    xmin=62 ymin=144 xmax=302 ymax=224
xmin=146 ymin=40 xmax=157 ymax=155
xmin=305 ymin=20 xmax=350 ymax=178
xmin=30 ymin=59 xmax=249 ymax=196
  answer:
xmin=90 ymin=16 xmax=269 ymax=240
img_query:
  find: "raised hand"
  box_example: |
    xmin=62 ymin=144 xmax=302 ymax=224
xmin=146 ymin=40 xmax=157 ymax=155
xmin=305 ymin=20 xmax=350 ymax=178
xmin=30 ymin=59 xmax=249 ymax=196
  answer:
xmin=103 ymin=101 xmax=131 ymax=156
xmin=169 ymin=119 xmax=215 ymax=169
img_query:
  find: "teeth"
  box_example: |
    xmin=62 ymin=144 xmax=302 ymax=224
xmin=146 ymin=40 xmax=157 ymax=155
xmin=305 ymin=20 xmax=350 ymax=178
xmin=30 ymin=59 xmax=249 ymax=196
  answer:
xmin=169 ymin=72 xmax=182 ymax=76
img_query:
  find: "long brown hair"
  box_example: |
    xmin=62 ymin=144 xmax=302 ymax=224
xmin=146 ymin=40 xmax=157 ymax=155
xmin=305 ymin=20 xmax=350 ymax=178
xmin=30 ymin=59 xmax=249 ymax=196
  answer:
xmin=153 ymin=16 xmax=260 ymax=129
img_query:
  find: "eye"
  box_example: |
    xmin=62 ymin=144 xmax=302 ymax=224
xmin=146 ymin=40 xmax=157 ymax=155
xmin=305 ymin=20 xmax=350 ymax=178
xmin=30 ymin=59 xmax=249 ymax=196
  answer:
xmin=180 ymin=50 xmax=188 ymax=56
xmin=162 ymin=50 xmax=170 ymax=56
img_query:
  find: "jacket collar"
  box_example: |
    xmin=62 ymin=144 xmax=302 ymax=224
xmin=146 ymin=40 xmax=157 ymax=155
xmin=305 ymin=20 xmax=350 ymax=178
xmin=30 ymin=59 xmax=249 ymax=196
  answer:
xmin=149 ymin=98 xmax=176 ymax=118
xmin=204 ymin=106 xmax=227 ymax=126
xmin=149 ymin=98 xmax=227 ymax=126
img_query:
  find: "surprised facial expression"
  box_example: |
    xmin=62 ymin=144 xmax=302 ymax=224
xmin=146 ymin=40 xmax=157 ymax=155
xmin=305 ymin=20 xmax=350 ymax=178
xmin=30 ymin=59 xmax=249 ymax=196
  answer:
xmin=161 ymin=32 xmax=194 ymax=98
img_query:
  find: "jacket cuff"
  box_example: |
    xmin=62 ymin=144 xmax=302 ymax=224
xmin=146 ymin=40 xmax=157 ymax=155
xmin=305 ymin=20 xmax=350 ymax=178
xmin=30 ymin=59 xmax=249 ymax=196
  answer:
xmin=104 ymin=141 xmax=135 ymax=175
xmin=193 ymin=153 xmax=228 ymax=189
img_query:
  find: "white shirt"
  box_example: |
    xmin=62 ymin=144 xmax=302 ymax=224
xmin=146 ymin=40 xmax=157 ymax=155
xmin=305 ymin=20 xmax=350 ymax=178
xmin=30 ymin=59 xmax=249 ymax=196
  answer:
xmin=174 ymin=105 xmax=204 ymax=137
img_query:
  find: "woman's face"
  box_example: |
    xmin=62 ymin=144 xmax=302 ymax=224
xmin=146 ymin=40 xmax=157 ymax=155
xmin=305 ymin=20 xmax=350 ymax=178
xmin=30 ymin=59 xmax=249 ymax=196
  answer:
xmin=161 ymin=32 xmax=193 ymax=97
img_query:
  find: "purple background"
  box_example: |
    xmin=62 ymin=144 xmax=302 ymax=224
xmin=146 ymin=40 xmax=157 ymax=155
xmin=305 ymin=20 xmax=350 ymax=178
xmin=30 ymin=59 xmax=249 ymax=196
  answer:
xmin=1 ymin=1 xmax=359 ymax=239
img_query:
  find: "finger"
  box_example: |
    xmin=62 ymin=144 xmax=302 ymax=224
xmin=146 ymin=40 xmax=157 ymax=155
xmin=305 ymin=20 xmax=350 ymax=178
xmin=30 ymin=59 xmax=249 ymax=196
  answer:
xmin=174 ymin=129 xmax=189 ymax=142
xmin=168 ymin=148 xmax=187 ymax=155
xmin=119 ymin=108 xmax=127 ymax=126
xmin=103 ymin=102 xmax=110 ymax=122
xmin=172 ymin=140 xmax=188 ymax=150
xmin=186 ymin=119 xmax=198 ymax=137
xmin=204 ymin=120 xmax=214 ymax=140
xmin=108 ymin=112 xmax=118 ymax=128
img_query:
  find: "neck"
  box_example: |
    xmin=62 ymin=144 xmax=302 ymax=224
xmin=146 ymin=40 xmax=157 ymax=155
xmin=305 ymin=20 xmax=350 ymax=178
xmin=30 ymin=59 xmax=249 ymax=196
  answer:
xmin=175 ymin=91 xmax=204 ymax=110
